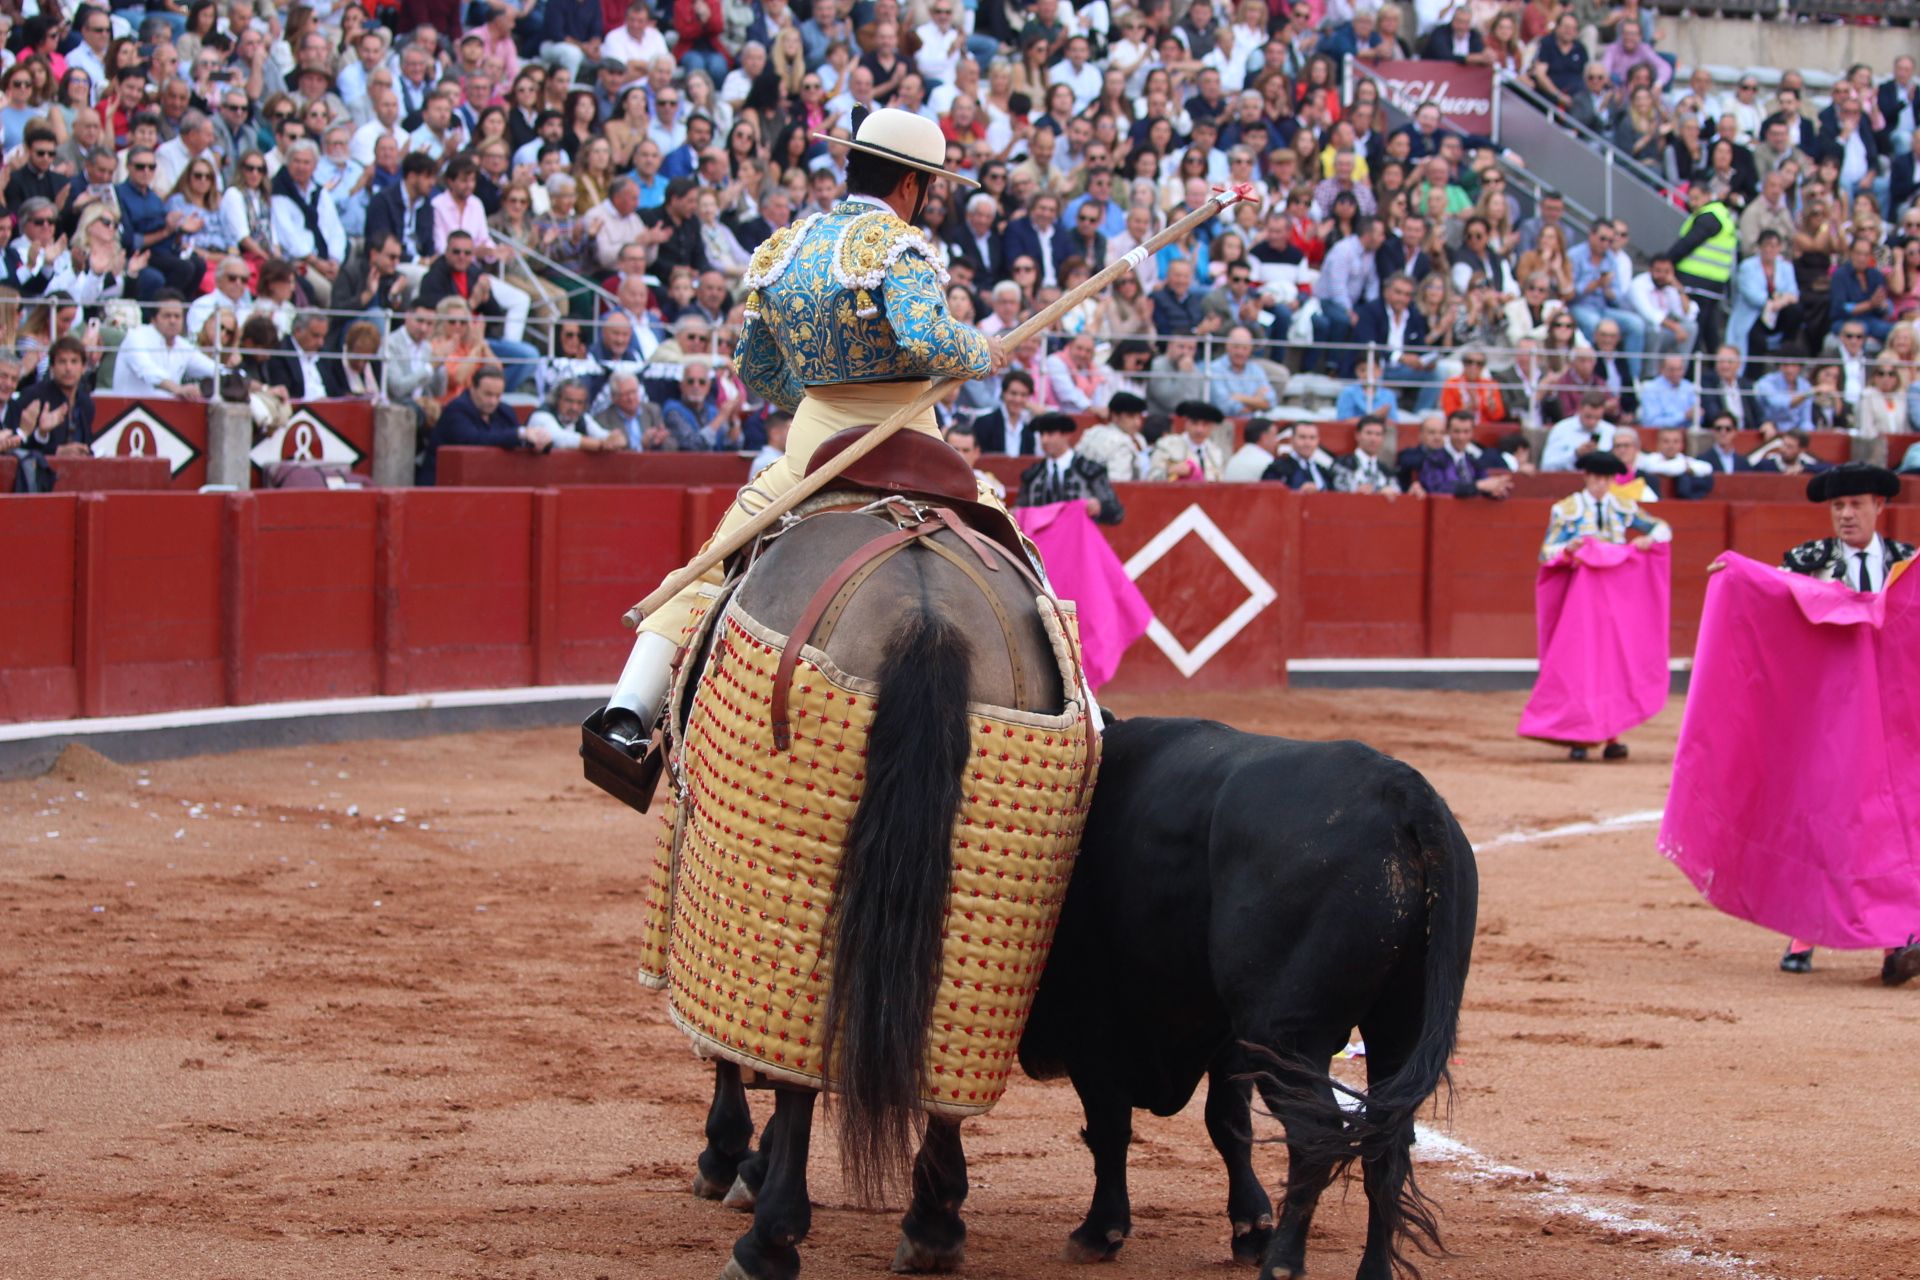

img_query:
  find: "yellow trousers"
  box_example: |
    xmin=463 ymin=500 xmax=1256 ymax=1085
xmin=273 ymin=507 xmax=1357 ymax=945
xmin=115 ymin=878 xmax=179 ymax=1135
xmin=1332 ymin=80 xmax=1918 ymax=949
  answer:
xmin=633 ymin=381 xmax=1009 ymax=644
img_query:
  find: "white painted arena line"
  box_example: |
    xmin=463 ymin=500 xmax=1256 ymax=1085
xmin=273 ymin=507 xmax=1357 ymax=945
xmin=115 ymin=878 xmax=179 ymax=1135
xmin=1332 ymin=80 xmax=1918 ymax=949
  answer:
xmin=1411 ymin=1126 xmax=1775 ymax=1277
xmin=1472 ymin=809 xmax=1666 ymax=853
xmin=1425 ymin=808 xmax=1774 ymax=1275
xmin=0 ymin=685 xmax=614 ymax=743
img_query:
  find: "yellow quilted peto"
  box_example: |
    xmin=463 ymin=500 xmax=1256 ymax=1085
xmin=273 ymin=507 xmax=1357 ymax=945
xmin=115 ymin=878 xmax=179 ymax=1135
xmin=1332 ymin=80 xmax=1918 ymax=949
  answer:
xmin=648 ymin=595 xmax=1097 ymax=1117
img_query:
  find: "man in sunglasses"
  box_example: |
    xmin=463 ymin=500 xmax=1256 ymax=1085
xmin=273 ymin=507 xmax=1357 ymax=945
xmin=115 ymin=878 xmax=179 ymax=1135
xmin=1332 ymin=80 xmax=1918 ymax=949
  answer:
xmin=118 ymin=145 xmax=205 ymax=296
xmin=65 ymin=5 xmax=112 ymax=100
xmin=5 ymin=122 xmax=64 ymax=211
xmin=211 ymin=90 xmax=262 ymax=185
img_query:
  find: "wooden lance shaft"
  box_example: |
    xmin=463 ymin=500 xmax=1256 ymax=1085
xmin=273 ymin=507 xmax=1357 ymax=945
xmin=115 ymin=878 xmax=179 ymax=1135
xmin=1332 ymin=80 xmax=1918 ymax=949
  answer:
xmin=629 ymin=186 xmax=1248 ymax=622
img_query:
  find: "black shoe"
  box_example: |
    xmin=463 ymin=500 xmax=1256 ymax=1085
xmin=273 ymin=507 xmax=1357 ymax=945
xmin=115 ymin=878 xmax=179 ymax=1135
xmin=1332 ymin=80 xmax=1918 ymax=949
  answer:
xmin=1881 ymin=938 xmax=1920 ymax=987
xmin=1603 ymin=742 xmax=1629 ymax=760
xmin=1569 ymin=747 xmax=1589 ymax=762
xmin=1780 ymin=947 xmax=1813 ymax=974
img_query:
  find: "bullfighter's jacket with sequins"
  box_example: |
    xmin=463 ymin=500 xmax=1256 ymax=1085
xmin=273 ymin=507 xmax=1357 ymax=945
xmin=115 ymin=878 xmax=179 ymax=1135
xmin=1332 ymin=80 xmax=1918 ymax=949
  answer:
xmin=737 ymin=194 xmax=991 ymax=407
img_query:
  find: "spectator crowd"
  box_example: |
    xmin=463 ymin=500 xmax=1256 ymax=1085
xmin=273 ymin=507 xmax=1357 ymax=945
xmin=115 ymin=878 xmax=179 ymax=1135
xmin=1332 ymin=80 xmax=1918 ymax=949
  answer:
xmin=1 ymin=0 xmax=1919 ymax=486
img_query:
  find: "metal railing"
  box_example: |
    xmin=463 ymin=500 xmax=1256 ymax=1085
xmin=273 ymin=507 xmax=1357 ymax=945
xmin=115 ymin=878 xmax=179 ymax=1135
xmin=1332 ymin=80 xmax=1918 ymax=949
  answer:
xmin=1494 ymin=77 xmax=1684 ymax=245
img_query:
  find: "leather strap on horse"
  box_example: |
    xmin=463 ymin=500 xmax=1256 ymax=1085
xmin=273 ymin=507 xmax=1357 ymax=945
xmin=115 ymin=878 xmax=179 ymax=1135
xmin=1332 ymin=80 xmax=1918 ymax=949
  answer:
xmin=771 ymin=520 xmax=941 ymax=751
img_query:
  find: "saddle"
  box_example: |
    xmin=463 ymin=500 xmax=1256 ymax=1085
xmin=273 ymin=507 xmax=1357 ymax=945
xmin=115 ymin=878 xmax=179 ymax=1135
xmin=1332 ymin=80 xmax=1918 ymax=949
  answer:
xmin=803 ymin=426 xmax=1027 ymax=557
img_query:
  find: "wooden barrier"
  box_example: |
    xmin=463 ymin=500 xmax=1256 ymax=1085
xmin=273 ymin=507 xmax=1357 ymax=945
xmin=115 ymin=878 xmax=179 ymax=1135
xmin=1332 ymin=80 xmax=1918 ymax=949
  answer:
xmin=0 ymin=495 xmax=80 ymax=721
xmin=0 ymin=455 xmax=173 ymax=493
xmin=9 ymin=481 xmax=1920 ymax=725
xmin=377 ymin=489 xmax=539 ymax=693
xmin=1296 ymin=490 xmax=1428 ymax=657
xmin=1097 ymin=482 xmax=1298 ymax=693
xmin=79 ymin=493 xmax=228 ymax=716
xmin=1426 ymin=498 xmax=1558 ymax=658
xmin=1727 ymin=501 xmax=1837 ymax=567
xmin=546 ymin=486 xmax=693 ymax=683
xmin=225 ymin=491 xmax=382 ymax=706
xmin=436 ymin=447 xmax=752 ymax=488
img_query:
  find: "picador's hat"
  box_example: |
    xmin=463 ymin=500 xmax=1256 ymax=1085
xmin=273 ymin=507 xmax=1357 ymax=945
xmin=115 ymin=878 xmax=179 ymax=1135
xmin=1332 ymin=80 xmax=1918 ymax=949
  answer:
xmin=1576 ymin=451 xmax=1629 ymax=476
xmin=1807 ymin=462 xmax=1900 ymax=502
xmin=817 ymin=107 xmax=979 ymax=187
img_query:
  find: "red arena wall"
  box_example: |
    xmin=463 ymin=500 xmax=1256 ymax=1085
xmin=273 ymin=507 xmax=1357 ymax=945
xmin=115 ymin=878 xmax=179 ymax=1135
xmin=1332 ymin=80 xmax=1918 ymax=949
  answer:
xmin=0 ymin=478 xmax=1902 ymax=724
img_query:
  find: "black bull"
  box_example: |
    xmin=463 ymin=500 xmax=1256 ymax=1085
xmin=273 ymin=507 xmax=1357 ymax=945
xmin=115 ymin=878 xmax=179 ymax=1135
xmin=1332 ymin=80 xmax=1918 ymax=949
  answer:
xmin=686 ymin=716 xmax=1478 ymax=1280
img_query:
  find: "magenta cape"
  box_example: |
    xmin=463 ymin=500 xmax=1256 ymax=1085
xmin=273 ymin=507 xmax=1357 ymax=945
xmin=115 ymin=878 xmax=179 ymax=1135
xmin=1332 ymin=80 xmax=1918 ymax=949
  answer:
xmin=1014 ymin=501 xmax=1153 ymax=689
xmin=1659 ymin=553 xmax=1920 ymax=949
xmin=1517 ymin=539 xmax=1672 ymax=745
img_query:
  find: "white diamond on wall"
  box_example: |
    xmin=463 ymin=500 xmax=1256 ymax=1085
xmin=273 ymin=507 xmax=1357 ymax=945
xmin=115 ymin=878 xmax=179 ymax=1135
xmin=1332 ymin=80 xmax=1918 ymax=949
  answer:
xmin=249 ymin=410 xmax=367 ymax=471
xmin=91 ymin=406 xmax=200 ymax=477
xmin=1121 ymin=504 xmax=1278 ymax=679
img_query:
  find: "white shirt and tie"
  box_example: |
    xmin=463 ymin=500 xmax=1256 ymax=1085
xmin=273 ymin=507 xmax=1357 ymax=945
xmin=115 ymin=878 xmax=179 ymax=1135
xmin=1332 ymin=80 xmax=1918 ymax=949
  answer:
xmin=1848 ymin=535 xmax=1887 ymax=592
xmin=1040 ymin=449 xmax=1078 ymax=500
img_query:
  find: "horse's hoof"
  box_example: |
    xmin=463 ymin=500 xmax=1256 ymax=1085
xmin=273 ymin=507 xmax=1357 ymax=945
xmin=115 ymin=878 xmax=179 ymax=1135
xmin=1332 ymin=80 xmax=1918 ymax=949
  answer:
xmin=891 ymin=1234 xmax=965 ymax=1274
xmin=1061 ymin=1227 xmax=1126 ymax=1264
xmin=719 ymin=1259 xmax=753 ymax=1280
xmin=1230 ymin=1217 xmax=1274 ymax=1265
xmin=692 ymin=1170 xmax=733 ymax=1200
xmin=721 ymin=1174 xmax=758 ymax=1212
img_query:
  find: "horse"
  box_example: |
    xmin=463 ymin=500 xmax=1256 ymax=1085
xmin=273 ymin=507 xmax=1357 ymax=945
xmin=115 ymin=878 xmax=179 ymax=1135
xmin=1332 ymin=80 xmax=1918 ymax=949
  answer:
xmin=685 ymin=715 xmax=1476 ymax=1280
xmin=637 ymin=447 xmax=1092 ymax=1280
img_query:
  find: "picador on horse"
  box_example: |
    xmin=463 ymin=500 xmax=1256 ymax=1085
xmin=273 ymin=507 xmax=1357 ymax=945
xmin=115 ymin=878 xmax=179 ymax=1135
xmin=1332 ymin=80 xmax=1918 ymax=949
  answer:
xmin=586 ymin=107 xmax=1103 ymax=1280
xmin=581 ymin=108 xmax=1477 ymax=1280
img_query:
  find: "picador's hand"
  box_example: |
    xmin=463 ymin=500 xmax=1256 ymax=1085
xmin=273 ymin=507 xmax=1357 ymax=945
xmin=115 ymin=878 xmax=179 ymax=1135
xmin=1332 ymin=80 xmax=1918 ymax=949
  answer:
xmin=986 ymin=336 xmax=1012 ymax=373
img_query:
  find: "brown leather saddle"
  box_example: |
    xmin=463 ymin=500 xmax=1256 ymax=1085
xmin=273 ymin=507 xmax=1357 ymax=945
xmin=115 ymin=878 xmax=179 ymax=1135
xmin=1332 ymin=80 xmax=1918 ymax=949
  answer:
xmin=802 ymin=426 xmax=1027 ymax=557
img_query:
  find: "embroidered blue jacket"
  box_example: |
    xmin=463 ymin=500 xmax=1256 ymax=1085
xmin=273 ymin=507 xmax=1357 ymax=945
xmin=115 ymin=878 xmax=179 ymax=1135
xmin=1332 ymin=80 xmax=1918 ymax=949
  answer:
xmin=736 ymin=196 xmax=991 ymax=410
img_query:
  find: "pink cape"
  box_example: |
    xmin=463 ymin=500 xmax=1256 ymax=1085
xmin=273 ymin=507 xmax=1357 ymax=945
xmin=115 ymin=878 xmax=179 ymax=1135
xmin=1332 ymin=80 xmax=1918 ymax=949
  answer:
xmin=1014 ymin=501 xmax=1154 ymax=689
xmin=1517 ymin=539 xmax=1672 ymax=745
xmin=1659 ymin=553 xmax=1920 ymax=949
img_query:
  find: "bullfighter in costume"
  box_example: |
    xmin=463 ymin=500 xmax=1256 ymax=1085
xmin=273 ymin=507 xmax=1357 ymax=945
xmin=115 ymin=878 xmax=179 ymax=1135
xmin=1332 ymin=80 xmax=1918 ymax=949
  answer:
xmin=1534 ymin=451 xmax=1672 ymax=762
xmin=1769 ymin=464 xmax=1918 ymax=981
xmin=599 ymin=108 xmax=1012 ymax=742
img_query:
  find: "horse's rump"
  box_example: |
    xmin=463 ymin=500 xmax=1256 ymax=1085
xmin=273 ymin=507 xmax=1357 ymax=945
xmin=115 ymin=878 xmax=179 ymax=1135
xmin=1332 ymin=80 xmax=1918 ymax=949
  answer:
xmin=640 ymin=501 xmax=1098 ymax=1118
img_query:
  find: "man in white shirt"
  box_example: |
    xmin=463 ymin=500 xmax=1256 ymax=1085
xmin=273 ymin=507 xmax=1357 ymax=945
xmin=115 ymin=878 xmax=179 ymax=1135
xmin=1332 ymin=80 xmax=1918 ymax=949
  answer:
xmin=269 ymin=139 xmax=347 ymax=305
xmin=601 ymin=3 xmax=669 ymax=68
xmin=1222 ymin=417 xmax=1281 ymax=481
xmin=914 ymin=1 xmax=966 ymax=85
xmin=529 ymin=378 xmax=624 ymax=452
xmin=351 ymin=85 xmax=408 ymax=167
xmin=1047 ymin=35 xmax=1102 ymax=114
xmin=1627 ymin=254 xmax=1698 ymax=357
xmin=66 ymin=7 xmax=112 ymax=103
xmin=825 ymin=65 xmax=878 ymax=126
xmin=407 ymin=90 xmax=467 ymax=161
xmin=154 ymin=110 xmax=218 ymax=195
xmin=336 ymin=28 xmax=390 ymax=122
xmin=1541 ymin=391 xmax=1619 ymax=471
xmin=185 ymin=254 xmax=255 ymax=340
xmin=112 ymin=292 xmax=219 ymax=399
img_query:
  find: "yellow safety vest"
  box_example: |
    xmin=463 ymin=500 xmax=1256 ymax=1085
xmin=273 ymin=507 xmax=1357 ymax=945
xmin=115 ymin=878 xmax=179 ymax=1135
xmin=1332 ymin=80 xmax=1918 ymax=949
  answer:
xmin=1676 ymin=202 xmax=1736 ymax=284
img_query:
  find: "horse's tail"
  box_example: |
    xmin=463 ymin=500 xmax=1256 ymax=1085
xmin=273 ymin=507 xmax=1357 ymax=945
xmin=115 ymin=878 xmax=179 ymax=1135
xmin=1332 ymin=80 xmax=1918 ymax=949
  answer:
xmin=1255 ymin=772 xmax=1477 ymax=1278
xmin=820 ymin=606 xmax=971 ymax=1205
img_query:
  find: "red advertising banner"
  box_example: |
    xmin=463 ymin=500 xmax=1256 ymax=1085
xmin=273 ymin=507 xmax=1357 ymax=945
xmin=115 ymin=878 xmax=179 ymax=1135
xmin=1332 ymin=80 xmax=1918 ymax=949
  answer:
xmin=1372 ymin=60 xmax=1494 ymax=135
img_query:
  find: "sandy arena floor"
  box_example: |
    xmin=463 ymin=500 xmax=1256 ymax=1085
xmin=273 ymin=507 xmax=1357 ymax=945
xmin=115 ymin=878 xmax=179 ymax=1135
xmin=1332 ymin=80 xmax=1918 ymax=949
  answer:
xmin=2 ymin=689 xmax=1917 ymax=1280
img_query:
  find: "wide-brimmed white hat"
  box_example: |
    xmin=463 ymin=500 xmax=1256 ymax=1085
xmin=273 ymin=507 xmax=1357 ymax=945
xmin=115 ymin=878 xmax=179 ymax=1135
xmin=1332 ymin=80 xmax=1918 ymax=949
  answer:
xmin=813 ymin=107 xmax=978 ymax=188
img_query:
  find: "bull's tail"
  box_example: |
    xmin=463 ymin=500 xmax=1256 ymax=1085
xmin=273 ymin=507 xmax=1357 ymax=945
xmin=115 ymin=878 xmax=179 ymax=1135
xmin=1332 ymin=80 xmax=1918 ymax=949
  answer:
xmin=1256 ymin=775 xmax=1478 ymax=1277
xmin=1352 ymin=781 xmax=1478 ymax=1276
xmin=819 ymin=608 xmax=972 ymax=1205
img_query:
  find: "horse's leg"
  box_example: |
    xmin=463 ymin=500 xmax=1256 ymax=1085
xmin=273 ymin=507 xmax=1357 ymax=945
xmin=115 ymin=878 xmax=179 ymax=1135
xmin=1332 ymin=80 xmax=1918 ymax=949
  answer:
xmin=726 ymin=1113 xmax=774 ymax=1211
xmin=891 ymin=1116 xmax=967 ymax=1274
xmin=1063 ymin=1078 xmax=1133 ymax=1263
xmin=724 ymin=1087 xmax=815 ymax=1280
xmin=1253 ymin=1031 xmax=1349 ymax=1280
xmin=695 ymin=1060 xmax=756 ymax=1200
xmin=1204 ymin=1058 xmax=1273 ymax=1265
